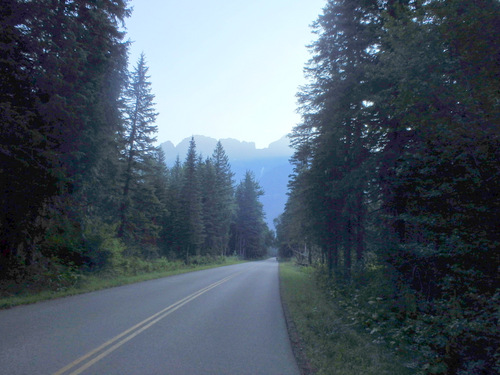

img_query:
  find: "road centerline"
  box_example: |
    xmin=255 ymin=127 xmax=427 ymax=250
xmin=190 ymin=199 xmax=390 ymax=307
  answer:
xmin=52 ymin=272 xmax=241 ymax=375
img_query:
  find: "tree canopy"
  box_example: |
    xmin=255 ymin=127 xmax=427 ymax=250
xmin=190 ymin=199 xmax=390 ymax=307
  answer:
xmin=278 ymin=0 xmax=499 ymax=373
xmin=0 ymin=1 xmax=272 ymax=291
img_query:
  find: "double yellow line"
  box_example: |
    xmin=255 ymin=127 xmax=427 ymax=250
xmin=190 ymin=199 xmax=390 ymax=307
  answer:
xmin=53 ymin=272 xmax=241 ymax=375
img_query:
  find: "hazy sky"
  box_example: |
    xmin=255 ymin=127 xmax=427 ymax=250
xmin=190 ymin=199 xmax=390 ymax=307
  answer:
xmin=125 ymin=0 xmax=325 ymax=148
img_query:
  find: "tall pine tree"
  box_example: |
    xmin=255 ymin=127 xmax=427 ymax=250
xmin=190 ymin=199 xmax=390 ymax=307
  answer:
xmin=293 ymin=0 xmax=382 ymax=277
xmin=179 ymin=138 xmax=204 ymax=261
xmin=232 ymin=171 xmax=267 ymax=259
xmin=211 ymin=141 xmax=235 ymax=256
xmin=0 ymin=0 xmax=130 ymax=269
xmin=118 ymin=53 xmax=159 ymax=244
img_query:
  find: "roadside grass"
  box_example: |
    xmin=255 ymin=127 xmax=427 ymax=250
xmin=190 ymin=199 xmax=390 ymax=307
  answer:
xmin=279 ymin=261 xmax=412 ymax=375
xmin=0 ymin=256 xmax=245 ymax=310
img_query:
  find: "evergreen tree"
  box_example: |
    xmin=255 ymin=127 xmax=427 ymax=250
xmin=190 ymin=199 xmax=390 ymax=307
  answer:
xmin=27 ymin=0 xmax=130 ymax=196
xmin=161 ymin=156 xmax=184 ymax=258
xmin=373 ymin=3 xmax=500 ymax=370
xmin=179 ymin=138 xmax=204 ymax=260
xmin=211 ymin=141 xmax=235 ymax=256
xmin=293 ymin=0 xmax=382 ymax=277
xmin=147 ymin=148 xmax=170 ymax=250
xmin=127 ymin=149 xmax=168 ymax=257
xmin=284 ymin=0 xmax=500 ymax=372
xmin=0 ymin=0 xmax=58 ymax=266
xmin=0 ymin=0 xmax=130 ymax=269
xmin=200 ymin=157 xmax=218 ymax=255
xmin=118 ymin=53 xmax=159 ymax=243
xmin=232 ymin=171 xmax=267 ymax=259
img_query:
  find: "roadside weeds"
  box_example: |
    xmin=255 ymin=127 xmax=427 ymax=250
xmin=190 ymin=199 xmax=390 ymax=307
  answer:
xmin=0 ymin=257 xmax=246 ymax=310
xmin=279 ymin=263 xmax=316 ymax=375
xmin=279 ymin=261 xmax=411 ymax=375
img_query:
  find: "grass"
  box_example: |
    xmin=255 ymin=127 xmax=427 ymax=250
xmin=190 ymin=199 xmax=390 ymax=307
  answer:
xmin=0 ymin=256 xmax=245 ymax=310
xmin=279 ymin=261 xmax=412 ymax=375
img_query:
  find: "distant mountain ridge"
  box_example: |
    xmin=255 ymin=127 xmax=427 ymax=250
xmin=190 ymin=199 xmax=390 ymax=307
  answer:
xmin=160 ymin=135 xmax=294 ymax=229
xmin=161 ymin=135 xmax=293 ymax=164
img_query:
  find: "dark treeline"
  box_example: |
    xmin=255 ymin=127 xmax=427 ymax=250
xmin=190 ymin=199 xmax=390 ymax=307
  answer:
xmin=276 ymin=0 xmax=499 ymax=374
xmin=0 ymin=0 xmax=270 ymax=293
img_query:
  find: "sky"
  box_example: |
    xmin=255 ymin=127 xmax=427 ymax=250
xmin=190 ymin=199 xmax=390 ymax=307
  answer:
xmin=125 ymin=0 xmax=326 ymax=149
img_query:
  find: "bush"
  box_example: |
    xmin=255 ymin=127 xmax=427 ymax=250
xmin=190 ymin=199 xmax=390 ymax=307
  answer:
xmin=83 ymin=221 xmax=126 ymax=271
xmin=313 ymin=251 xmax=500 ymax=375
xmin=0 ymin=256 xmax=81 ymax=297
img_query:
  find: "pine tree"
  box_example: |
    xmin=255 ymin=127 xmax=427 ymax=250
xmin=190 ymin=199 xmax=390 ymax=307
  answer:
xmin=27 ymin=0 xmax=130 ymax=194
xmin=179 ymin=138 xmax=204 ymax=261
xmin=200 ymin=157 xmax=218 ymax=255
xmin=128 ymin=148 xmax=169 ymax=257
xmin=283 ymin=0 xmax=500 ymax=371
xmin=293 ymin=0 xmax=382 ymax=277
xmin=232 ymin=171 xmax=267 ymax=259
xmin=118 ymin=53 xmax=159 ymax=242
xmin=211 ymin=141 xmax=235 ymax=256
xmin=373 ymin=2 xmax=499 ymax=371
xmin=0 ymin=0 xmax=59 ymax=265
xmin=160 ymin=156 xmax=184 ymax=258
xmin=0 ymin=0 xmax=130 ymax=267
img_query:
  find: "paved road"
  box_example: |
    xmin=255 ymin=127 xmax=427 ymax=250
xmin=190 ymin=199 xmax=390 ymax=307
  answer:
xmin=0 ymin=259 xmax=299 ymax=375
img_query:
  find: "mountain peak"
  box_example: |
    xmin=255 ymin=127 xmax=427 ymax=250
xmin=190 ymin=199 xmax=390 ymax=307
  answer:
xmin=159 ymin=135 xmax=294 ymax=229
xmin=160 ymin=135 xmax=292 ymax=165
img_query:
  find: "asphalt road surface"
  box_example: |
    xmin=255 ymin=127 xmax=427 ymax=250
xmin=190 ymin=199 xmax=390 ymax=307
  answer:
xmin=0 ymin=259 xmax=300 ymax=375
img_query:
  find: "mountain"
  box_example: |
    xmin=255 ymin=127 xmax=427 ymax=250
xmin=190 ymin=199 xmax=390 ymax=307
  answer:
xmin=162 ymin=135 xmax=292 ymax=163
xmin=160 ymin=135 xmax=294 ymax=229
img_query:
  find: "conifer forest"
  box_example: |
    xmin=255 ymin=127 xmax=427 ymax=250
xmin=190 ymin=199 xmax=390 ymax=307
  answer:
xmin=1 ymin=0 xmax=271 ymax=284
xmin=275 ymin=1 xmax=499 ymax=373
xmin=0 ymin=1 xmax=499 ymax=374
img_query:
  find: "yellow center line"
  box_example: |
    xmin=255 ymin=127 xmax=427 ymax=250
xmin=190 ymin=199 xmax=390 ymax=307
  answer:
xmin=53 ymin=272 xmax=242 ymax=375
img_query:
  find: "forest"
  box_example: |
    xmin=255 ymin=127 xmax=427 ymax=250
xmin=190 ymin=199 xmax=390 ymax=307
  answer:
xmin=0 ymin=0 xmax=271 ymax=296
xmin=276 ymin=0 xmax=499 ymax=374
xmin=1 ymin=0 xmax=499 ymax=374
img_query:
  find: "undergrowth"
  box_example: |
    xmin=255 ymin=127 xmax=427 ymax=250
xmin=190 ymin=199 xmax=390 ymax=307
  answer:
xmin=281 ymin=257 xmax=499 ymax=375
xmin=280 ymin=261 xmax=412 ymax=375
xmin=0 ymin=255 xmax=243 ymax=309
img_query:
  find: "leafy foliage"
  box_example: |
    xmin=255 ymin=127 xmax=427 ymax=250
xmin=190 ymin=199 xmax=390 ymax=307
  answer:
xmin=280 ymin=262 xmax=412 ymax=375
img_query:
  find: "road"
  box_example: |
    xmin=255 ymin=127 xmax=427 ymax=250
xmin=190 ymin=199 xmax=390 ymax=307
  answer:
xmin=0 ymin=259 xmax=299 ymax=375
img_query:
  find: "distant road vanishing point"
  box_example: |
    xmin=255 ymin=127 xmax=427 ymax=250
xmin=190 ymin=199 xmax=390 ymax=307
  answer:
xmin=0 ymin=259 xmax=300 ymax=375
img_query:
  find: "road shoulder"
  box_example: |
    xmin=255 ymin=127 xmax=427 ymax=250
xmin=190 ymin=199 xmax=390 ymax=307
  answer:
xmin=279 ymin=262 xmax=315 ymax=375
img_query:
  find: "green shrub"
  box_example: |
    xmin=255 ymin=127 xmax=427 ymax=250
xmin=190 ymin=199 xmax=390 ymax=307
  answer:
xmin=83 ymin=221 xmax=126 ymax=271
xmin=280 ymin=262 xmax=412 ymax=375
